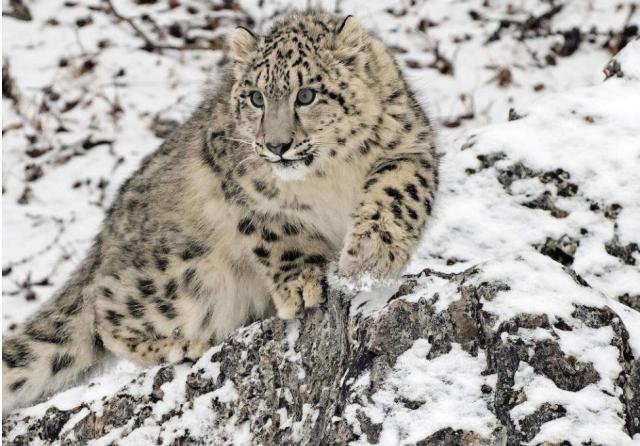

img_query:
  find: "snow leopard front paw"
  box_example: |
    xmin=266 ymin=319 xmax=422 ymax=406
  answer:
xmin=339 ymin=222 xmax=410 ymax=280
xmin=272 ymin=265 xmax=328 ymax=319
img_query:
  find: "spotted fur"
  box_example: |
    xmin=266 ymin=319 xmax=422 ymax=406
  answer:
xmin=2 ymin=12 xmax=437 ymax=412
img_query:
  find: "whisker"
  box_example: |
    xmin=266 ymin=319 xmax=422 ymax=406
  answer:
xmin=223 ymin=136 xmax=253 ymax=146
xmin=234 ymin=154 xmax=261 ymax=171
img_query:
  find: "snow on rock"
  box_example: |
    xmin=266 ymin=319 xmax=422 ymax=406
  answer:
xmin=605 ymin=38 xmax=640 ymax=80
xmin=346 ymin=342 xmax=497 ymax=445
xmin=412 ymin=70 xmax=640 ymax=307
xmin=4 ymin=249 xmax=639 ymax=444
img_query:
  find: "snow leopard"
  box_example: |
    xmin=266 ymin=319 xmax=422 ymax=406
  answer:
xmin=2 ymin=11 xmax=438 ymax=412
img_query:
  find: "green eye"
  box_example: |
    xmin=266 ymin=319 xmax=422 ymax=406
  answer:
xmin=250 ymin=91 xmax=264 ymax=108
xmin=296 ymin=88 xmax=315 ymax=106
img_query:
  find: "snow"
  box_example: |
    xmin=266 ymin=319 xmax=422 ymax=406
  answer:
xmin=347 ymin=341 xmax=496 ymax=445
xmin=284 ymin=319 xmax=301 ymax=362
xmin=405 ymin=74 xmax=640 ymax=311
xmin=3 ymin=0 xmax=640 ymax=444
xmin=475 ymin=251 xmax=605 ymax=324
xmin=291 ymin=403 xmax=320 ymax=443
xmin=412 ymin=73 xmax=640 ymax=287
xmin=18 ymin=358 xmax=143 ymax=417
xmin=557 ymin=325 xmax=621 ymax=393
xmin=511 ymin=363 xmax=632 ymax=446
xmin=614 ymin=39 xmax=640 ymax=80
xmin=609 ymin=299 xmax=640 ymax=357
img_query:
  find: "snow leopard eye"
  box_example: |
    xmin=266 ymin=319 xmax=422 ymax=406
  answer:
xmin=249 ymin=91 xmax=264 ymax=108
xmin=296 ymin=88 xmax=316 ymax=106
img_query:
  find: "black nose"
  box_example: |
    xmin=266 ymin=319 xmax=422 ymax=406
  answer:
xmin=266 ymin=139 xmax=293 ymax=156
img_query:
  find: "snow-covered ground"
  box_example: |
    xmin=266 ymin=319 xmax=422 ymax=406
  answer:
xmin=3 ymin=0 xmax=640 ymax=444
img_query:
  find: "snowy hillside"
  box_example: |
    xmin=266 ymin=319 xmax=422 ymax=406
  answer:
xmin=3 ymin=0 xmax=640 ymax=444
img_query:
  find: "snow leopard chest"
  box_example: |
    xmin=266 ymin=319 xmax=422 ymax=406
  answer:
xmin=250 ymin=168 xmax=366 ymax=252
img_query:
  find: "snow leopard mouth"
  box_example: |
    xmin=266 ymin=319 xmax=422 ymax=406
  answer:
xmin=267 ymin=158 xmax=303 ymax=167
xmin=266 ymin=153 xmax=315 ymax=168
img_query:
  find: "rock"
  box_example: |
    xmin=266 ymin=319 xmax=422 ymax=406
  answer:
xmin=619 ymin=294 xmax=640 ymax=312
xmin=152 ymin=366 xmax=175 ymax=401
xmin=528 ymin=339 xmax=599 ymax=391
xmin=2 ymin=0 xmax=32 ymax=22
xmin=604 ymin=38 xmax=640 ymax=80
xmin=3 ymin=253 xmax=638 ymax=445
xmin=40 ymin=407 xmax=72 ymax=441
xmin=537 ymin=236 xmax=578 ymax=267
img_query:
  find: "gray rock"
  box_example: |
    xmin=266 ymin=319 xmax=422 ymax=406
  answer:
xmin=3 ymin=257 xmax=638 ymax=445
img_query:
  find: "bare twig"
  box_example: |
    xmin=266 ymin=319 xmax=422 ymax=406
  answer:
xmin=485 ymin=4 xmax=565 ymax=44
xmin=2 ymin=215 xmax=68 ymax=272
xmin=105 ymin=0 xmax=213 ymax=52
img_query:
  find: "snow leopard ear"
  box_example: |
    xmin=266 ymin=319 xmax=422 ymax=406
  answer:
xmin=334 ymin=16 xmax=368 ymax=62
xmin=336 ymin=15 xmax=354 ymax=34
xmin=229 ymin=26 xmax=258 ymax=63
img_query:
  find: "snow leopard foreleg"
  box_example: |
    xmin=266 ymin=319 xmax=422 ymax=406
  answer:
xmin=339 ymin=152 xmax=437 ymax=279
xmin=238 ymin=216 xmax=332 ymax=319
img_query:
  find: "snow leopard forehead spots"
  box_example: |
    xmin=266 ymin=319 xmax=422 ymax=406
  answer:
xmin=247 ymin=14 xmax=342 ymax=97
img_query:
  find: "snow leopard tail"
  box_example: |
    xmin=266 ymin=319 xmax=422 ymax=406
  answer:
xmin=2 ymin=247 xmax=105 ymax=413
